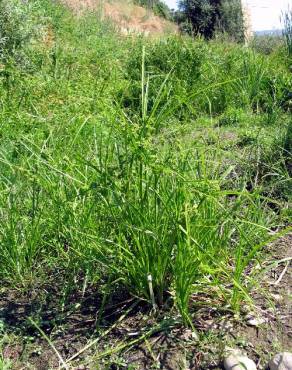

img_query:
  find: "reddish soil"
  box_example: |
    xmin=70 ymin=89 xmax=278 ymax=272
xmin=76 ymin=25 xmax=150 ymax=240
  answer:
xmin=59 ymin=0 xmax=178 ymax=36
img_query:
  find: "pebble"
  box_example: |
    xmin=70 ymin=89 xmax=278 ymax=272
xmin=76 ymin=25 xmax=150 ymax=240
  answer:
xmin=270 ymin=293 xmax=283 ymax=302
xmin=219 ymin=321 xmax=233 ymax=332
xmin=246 ymin=314 xmax=267 ymax=326
xmin=181 ymin=328 xmax=199 ymax=341
xmin=224 ymin=348 xmax=257 ymax=370
xmin=269 ymin=352 xmax=292 ymax=370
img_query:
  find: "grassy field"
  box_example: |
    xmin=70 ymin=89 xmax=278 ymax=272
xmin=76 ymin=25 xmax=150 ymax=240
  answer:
xmin=0 ymin=1 xmax=291 ymax=368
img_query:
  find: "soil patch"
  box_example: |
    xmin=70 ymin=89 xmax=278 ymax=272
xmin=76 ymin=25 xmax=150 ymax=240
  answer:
xmin=0 ymin=234 xmax=291 ymax=369
xmin=59 ymin=0 xmax=178 ymax=36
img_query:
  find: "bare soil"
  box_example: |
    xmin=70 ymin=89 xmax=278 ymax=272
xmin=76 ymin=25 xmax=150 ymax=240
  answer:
xmin=0 ymin=234 xmax=291 ymax=369
xmin=59 ymin=0 xmax=178 ymax=36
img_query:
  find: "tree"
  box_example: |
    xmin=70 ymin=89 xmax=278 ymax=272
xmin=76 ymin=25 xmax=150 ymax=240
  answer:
xmin=178 ymin=0 xmax=221 ymax=39
xmin=177 ymin=0 xmax=244 ymax=42
xmin=217 ymin=0 xmax=245 ymax=42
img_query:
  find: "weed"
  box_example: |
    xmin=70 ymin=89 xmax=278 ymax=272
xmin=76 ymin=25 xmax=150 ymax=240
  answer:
xmin=0 ymin=0 xmax=290 ymax=350
xmin=282 ymin=6 xmax=292 ymax=57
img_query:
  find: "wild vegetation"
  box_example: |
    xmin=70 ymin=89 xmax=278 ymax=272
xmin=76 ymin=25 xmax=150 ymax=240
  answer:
xmin=282 ymin=6 xmax=292 ymax=56
xmin=134 ymin=0 xmax=173 ymax=19
xmin=0 ymin=0 xmax=291 ymax=368
xmin=174 ymin=0 xmax=244 ymax=41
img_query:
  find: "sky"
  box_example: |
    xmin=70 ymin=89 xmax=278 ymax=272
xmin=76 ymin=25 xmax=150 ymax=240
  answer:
xmin=162 ymin=0 xmax=291 ymax=31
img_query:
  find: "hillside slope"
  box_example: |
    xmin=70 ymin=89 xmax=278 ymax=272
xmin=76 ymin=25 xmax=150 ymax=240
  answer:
xmin=60 ymin=0 xmax=177 ymax=35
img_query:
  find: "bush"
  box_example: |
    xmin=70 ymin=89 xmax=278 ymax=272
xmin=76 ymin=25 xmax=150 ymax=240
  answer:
xmin=251 ymin=34 xmax=284 ymax=55
xmin=216 ymin=0 xmax=244 ymax=43
xmin=0 ymin=0 xmax=42 ymax=62
xmin=176 ymin=0 xmax=244 ymax=42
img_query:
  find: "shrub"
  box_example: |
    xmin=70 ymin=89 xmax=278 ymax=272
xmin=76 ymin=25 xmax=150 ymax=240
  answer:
xmin=176 ymin=0 xmax=244 ymax=42
xmin=251 ymin=34 xmax=284 ymax=55
xmin=0 ymin=0 xmax=42 ymax=62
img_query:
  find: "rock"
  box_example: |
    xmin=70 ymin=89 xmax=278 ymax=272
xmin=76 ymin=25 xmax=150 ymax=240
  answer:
xmin=270 ymin=293 xmax=283 ymax=302
xmin=269 ymin=352 xmax=292 ymax=370
xmin=180 ymin=328 xmax=199 ymax=341
xmin=247 ymin=317 xmax=267 ymax=326
xmin=246 ymin=314 xmax=267 ymax=326
xmin=224 ymin=348 xmax=257 ymax=370
xmin=220 ymin=320 xmax=233 ymax=331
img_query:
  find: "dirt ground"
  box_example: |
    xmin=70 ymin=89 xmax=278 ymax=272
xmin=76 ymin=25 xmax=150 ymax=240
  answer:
xmin=0 ymin=234 xmax=291 ymax=369
xmin=59 ymin=0 xmax=178 ymax=36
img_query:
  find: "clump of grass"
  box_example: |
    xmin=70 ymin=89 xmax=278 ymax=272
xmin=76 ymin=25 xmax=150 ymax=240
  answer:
xmin=0 ymin=0 xmax=290 ymax=333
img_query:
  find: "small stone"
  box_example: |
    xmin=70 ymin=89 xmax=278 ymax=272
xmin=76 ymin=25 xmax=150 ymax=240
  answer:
xmin=224 ymin=348 xmax=257 ymax=370
xmin=127 ymin=331 xmax=140 ymax=337
xmin=220 ymin=321 xmax=233 ymax=331
xmin=269 ymin=352 xmax=292 ymax=370
xmin=181 ymin=328 xmax=199 ymax=341
xmin=270 ymin=294 xmax=283 ymax=302
xmin=204 ymin=319 xmax=217 ymax=330
xmin=246 ymin=315 xmax=267 ymax=326
xmin=191 ymin=331 xmax=199 ymax=341
xmin=241 ymin=305 xmax=251 ymax=313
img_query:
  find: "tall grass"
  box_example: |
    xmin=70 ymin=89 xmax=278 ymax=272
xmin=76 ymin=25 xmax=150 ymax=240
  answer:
xmin=0 ymin=0 xmax=291 ymax=329
xmin=282 ymin=7 xmax=292 ymax=57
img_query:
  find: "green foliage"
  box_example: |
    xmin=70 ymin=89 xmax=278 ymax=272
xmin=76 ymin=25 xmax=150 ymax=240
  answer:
xmin=282 ymin=7 xmax=292 ymax=57
xmin=134 ymin=0 xmax=172 ymax=19
xmin=284 ymin=120 xmax=292 ymax=157
xmin=177 ymin=0 xmax=244 ymax=41
xmin=0 ymin=322 xmax=11 ymax=370
xmin=178 ymin=0 xmax=221 ymax=39
xmin=0 ymin=0 xmax=43 ymax=62
xmin=0 ymin=1 xmax=291 ymax=330
xmin=122 ymin=38 xmax=291 ymax=119
xmin=251 ymin=34 xmax=284 ymax=55
xmin=217 ymin=0 xmax=244 ymax=42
